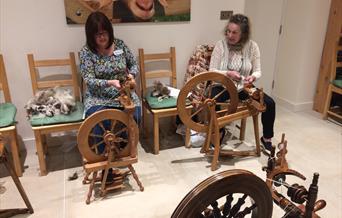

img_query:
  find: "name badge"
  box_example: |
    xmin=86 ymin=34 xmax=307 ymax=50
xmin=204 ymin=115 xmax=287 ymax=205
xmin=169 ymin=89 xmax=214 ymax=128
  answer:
xmin=114 ymin=49 xmax=123 ymax=56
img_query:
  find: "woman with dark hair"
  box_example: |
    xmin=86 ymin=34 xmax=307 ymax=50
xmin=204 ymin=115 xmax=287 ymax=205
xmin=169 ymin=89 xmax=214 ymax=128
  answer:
xmin=80 ymin=11 xmax=141 ymax=183
xmin=209 ymin=14 xmax=276 ymax=153
xmin=80 ymin=11 xmax=140 ymax=119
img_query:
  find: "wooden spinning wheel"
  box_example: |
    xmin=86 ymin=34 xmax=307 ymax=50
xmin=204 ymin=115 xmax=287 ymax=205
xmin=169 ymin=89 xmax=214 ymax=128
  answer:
xmin=78 ymin=109 xmax=139 ymax=163
xmin=177 ymin=72 xmax=239 ymax=133
xmin=177 ymin=72 xmax=265 ymax=171
xmin=172 ymin=169 xmax=273 ymax=218
xmin=77 ymin=75 xmax=144 ymax=204
xmin=263 ymin=134 xmax=326 ymax=217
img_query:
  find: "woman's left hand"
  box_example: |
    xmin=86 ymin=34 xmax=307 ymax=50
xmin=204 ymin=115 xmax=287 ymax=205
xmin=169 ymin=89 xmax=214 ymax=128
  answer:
xmin=244 ymin=76 xmax=256 ymax=84
xmin=108 ymin=79 xmax=121 ymax=89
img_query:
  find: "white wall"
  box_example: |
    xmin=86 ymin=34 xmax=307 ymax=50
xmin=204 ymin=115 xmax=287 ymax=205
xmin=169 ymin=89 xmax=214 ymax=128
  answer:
xmin=0 ymin=0 xmax=245 ymax=141
xmin=273 ymin=0 xmax=331 ymax=111
xmin=244 ymin=0 xmax=284 ymax=94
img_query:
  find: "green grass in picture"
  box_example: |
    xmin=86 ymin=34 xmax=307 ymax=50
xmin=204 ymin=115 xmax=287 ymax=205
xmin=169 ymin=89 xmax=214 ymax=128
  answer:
xmin=153 ymin=14 xmax=190 ymax=22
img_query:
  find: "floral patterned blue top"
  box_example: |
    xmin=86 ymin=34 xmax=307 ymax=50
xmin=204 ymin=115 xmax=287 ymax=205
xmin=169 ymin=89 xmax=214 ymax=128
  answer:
xmin=80 ymin=38 xmax=140 ymax=112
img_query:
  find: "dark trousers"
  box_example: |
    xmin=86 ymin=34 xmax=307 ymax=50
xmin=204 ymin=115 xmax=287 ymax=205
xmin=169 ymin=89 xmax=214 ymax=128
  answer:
xmin=211 ymin=86 xmax=275 ymax=139
xmin=85 ymin=105 xmax=141 ymax=153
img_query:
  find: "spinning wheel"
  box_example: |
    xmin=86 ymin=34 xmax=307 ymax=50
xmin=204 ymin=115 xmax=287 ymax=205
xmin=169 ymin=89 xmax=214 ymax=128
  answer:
xmin=177 ymin=72 xmax=239 ymax=133
xmin=177 ymin=72 xmax=265 ymax=171
xmin=78 ymin=109 xmax=139 ymax=163
xmin=172 ymin=169 xmax=273 ymax=218
xmin=263 ymin=134 xmax=326 ymax=217
xmin=77 ymin=75 xmax=143 ymax=204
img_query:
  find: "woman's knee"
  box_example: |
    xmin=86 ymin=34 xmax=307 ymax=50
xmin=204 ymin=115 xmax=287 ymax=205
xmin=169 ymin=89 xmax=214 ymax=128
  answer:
xmin=264 ymin=95 xmax=275 ymax=111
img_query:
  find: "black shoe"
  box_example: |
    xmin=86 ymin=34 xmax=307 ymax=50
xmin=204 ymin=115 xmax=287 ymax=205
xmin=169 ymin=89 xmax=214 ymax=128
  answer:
xmin=210 ymin=129 xmax=226 ymax=149
xmin=260 ymin=137 xmax=273 ymax=153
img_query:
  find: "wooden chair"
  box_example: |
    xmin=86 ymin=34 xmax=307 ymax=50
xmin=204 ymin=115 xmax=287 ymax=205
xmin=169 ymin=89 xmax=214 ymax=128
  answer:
xmin=27 ymin=52 xmax=84 ymax=176
xmin=323 ymin=31 xmax=342 ymax=121
xmin=138 ymin=47 xmax=190 ymax=154
xmin=0 ymin=54 xmax=22 ymax=176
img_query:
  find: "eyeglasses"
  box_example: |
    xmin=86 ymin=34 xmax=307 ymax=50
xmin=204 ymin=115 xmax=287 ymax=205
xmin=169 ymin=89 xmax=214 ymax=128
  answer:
xmin=95 ymin=31 xmax=108 ymax=38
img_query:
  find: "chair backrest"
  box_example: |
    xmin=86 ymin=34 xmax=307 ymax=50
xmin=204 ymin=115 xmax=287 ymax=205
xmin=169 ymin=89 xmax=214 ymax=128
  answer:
xmin=27 ymin=52 xmax=80 ymax=101
xmin=0 ymin=54 xmax=12 ymax=103
xmin=138 ymin=47 xmax=177 ymax=97
xmin=330 ymin=40 xmax=342 ymax=82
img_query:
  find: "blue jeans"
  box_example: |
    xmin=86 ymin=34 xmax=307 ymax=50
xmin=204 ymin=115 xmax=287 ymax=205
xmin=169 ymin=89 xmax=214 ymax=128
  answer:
xmin=85 ymin=105 xmax=141 ymax=153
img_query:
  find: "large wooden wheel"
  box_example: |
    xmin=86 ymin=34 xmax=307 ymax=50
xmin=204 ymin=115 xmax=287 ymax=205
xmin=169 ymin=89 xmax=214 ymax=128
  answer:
xmin=77 ymin=109 xmax=139 ymax=163
xmin=171 ymin=169 xmax=273 ymax=218
xmin=177 ymin=72 xmax=239 ymax=133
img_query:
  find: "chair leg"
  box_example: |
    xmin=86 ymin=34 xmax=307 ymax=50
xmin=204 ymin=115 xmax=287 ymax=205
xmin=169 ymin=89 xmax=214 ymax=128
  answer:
xmin=33 ymin=130 xmax=47 ymax=176
xmin=42 ymin=134 xmax=48 ymax=155
xmin=128 ymin=164 xmax=144 ymax=191
xmin=239 ymin=118 xmax=247 ymax=141
xmin=252 ymin=114 xmax=261 ymax=156
xmin=153 ymin=114 xmax=159 ymax=154
xmin=8 ymin=129 xmax=22 ymax=177
xmin=143 ymin=107 xmax=149 ymax=138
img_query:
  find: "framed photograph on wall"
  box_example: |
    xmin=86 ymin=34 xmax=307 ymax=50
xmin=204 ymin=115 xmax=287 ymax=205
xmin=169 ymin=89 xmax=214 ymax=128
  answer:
xmin=64 ymin=0 xmax=191 ymax=24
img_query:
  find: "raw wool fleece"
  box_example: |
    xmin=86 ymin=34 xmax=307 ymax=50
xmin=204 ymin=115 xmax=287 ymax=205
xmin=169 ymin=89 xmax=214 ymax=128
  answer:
xmin=25 ymin=87 xmax=76 ymax=118
xmin=183 ymin=44 xmax=214 ymax=84
xmin=151 ymin=80 xmax=170 ymax=100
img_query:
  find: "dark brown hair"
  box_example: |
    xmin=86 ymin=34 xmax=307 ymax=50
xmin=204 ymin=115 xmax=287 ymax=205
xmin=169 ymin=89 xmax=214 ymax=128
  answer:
xmin=85 ymin=11 xmax=114 ymax=53
xmin=225 ymin=14 xmax=250 ymax=45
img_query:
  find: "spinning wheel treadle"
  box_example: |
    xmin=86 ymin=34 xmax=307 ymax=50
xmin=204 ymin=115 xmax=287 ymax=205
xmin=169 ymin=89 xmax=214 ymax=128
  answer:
xmin=172 ymin=169 xmax=273 ymax=218
xmin=177 ymin=72 xmax=239 ymax=133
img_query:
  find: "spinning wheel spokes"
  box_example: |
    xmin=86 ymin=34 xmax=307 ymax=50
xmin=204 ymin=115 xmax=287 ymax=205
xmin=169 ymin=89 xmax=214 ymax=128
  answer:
xmin=171 ymin=169 xmax=273 ymax=218
xmin=200 ymin=193 xmax=260 ymax=217
xmin=177 ymin=72 xmax=239 ymax=133
xmin=110 ymin=119 xmax=117 ymax=132
xmin=78 ymin=109 xmax=139 ymax=163
xmin=87 ymin=119 xmax=129 ymax=155
xmin=114 ymin=127 xmax=128 ymax=137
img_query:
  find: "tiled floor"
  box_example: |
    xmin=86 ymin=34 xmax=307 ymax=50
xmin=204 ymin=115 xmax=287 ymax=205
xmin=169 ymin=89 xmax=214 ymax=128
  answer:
xmin=1 ymin=106 xmax=341 ymax=218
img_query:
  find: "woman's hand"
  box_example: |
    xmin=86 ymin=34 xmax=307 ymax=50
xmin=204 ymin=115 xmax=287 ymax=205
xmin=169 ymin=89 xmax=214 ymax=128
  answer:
xmin=244 ymin=75 xmax=256 ymax=84
xmin=107 ymin=79 xmax=121 ymax=89
xmin=226 ymin=70 xmax=241 ymax=81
